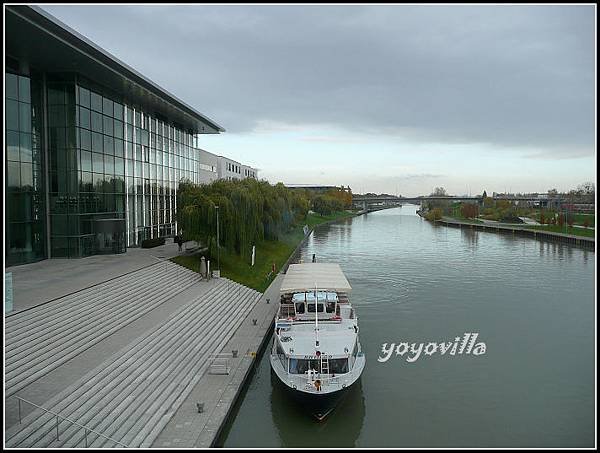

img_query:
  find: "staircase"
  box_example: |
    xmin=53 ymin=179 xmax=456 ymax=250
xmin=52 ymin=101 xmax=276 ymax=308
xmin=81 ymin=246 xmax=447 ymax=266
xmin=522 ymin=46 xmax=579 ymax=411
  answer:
xmin=5 ymin=277 xmax=263 ymax=448
xmin=5 ymin=261 xmax=200 ymax=397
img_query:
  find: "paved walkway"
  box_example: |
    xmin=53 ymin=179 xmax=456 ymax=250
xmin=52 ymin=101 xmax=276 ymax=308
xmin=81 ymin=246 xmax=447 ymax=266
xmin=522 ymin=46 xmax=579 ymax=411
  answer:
xmin=151 ymin=274 xmax=284 ymax=448
xmin=5 ymin=240 xmax=202 ymax=312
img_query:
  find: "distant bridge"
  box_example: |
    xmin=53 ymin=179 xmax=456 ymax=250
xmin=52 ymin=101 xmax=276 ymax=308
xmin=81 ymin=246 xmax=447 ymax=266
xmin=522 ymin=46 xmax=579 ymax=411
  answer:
xmin=352 ymin=194 xmax=567 ymax=210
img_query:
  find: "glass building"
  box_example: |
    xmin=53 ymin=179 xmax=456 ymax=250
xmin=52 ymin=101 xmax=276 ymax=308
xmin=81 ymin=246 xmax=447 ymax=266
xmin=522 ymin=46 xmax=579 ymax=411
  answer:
xmin=5 ymin=5 xmax=232 ymax=266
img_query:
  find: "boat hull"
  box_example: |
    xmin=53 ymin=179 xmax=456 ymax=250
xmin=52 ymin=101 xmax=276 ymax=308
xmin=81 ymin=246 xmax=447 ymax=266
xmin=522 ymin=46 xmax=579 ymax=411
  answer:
xmin=270 ymin=366 xmax=359 ymax=420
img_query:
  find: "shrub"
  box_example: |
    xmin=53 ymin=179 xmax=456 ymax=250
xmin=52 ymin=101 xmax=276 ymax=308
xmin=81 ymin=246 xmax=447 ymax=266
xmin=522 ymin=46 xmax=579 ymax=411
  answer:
xmin=425 ymin=208 xmax=443 ymax=221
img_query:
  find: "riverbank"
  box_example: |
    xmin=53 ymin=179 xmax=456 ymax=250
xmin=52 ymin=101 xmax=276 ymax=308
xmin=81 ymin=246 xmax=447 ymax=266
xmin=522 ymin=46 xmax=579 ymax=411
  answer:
xmin=172 ymin=210 xmax=358 ymax=292
xmin=418 ymin=213 xmax=595 ymax=248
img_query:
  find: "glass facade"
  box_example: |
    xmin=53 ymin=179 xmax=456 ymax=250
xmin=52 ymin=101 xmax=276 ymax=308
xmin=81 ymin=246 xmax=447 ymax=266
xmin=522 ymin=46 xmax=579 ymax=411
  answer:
xmin=5 ymin=72 xmax=222 ymax=265
xmin=5 ymin=71 xmax=46 ymax=266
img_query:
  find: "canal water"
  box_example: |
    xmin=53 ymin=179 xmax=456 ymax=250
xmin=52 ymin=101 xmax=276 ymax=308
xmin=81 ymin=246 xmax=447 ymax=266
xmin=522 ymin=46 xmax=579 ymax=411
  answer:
xmin=219 ymin=205 xmax=595 ymax=448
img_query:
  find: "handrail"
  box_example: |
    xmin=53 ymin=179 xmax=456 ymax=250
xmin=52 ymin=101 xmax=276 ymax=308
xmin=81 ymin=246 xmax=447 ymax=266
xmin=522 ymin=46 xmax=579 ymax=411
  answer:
xmin=15 ymin=396 xmax=128 ymax=448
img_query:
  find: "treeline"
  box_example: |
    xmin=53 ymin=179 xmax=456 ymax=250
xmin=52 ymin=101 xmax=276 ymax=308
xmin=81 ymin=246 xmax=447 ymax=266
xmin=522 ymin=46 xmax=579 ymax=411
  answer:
xmin=310 ymin=186 xmax=353 ymax=216
xmin=177 ymin=179 xmax=309 ymax=258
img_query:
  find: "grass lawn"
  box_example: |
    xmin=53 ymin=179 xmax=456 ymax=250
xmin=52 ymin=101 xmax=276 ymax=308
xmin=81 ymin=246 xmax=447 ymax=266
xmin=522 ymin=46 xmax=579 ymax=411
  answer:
xmin=521 ymin=224 xmax=596 ymax=238
xmin=171 ymin=210 xmax=357 ymax=292
xmin=572 ymin=213 xmax=595 ymax=228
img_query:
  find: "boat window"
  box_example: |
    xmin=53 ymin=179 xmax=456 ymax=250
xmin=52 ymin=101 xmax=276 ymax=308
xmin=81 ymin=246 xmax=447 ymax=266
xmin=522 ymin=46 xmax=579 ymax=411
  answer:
xmin=295 ymin=302 xmax=305 ymax=314
xmin=289 ymin=359 xmax=320 ymax=374
xmin=329 ymin=358 xmax=349 ymax=374
xmin=292 ymin=292 xmax=306 ymax=303
xmin=326 ymin=302 xmax=335 ymax=313
xmin=307 ymin=303 xmax=324 ymax=313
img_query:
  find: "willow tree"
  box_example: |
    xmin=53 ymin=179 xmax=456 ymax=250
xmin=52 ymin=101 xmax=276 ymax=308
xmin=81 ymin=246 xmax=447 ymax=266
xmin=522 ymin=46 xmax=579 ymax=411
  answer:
xmin=177 ymin=178 xmax=309 ymax=259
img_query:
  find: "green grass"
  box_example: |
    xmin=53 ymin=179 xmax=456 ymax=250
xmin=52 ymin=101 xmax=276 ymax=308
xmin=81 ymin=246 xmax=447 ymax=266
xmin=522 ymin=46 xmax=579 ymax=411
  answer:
xmin=521 ymin=224 xmax=596 ymax=238
xmin=171 ymin=210 xmax=357 ymax=292
xmin=305 ymin=210 xmax=356 ymax=228
xmin=572 ymin=213 xmax=595 ymax=228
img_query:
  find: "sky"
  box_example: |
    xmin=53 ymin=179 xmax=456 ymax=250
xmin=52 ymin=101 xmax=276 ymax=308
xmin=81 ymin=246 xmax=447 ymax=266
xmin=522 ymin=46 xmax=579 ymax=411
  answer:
xmin=41 ymin=4 xmax=596 ymax=197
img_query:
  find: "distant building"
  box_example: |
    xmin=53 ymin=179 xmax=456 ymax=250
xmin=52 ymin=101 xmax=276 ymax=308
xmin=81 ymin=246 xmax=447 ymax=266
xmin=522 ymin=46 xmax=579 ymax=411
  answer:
xmin=216 ymin=156 xmax=257 ymax=181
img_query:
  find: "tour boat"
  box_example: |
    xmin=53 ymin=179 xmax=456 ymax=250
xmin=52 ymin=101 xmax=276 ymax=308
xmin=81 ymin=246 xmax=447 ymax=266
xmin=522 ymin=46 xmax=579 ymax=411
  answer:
xmin=270 ymin=262 xmax=366 ymax=420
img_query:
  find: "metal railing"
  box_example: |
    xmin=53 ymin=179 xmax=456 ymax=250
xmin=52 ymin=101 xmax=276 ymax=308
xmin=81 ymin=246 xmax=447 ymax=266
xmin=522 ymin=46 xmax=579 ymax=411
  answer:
xmin=15 ymin=396 xmax=128 ymax=448
xmin=208 ymin=352 xmax=233 ymax=375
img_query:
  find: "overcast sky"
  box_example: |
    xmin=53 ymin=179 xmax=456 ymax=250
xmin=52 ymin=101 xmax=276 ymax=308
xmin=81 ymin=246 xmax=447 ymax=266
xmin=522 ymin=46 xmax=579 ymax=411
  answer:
xmin=42 ymin=4 xmax=596 ymax=196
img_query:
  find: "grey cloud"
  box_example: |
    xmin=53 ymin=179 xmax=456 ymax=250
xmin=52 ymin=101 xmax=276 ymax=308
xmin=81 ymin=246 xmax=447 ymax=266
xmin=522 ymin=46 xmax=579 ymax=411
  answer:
xmin=43 ymin=5 xmax=595 ymax=157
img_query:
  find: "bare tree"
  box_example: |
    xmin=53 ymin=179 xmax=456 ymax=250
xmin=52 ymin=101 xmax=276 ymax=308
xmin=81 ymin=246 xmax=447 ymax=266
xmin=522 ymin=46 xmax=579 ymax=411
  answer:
xmin=431 ymin=187 xmax=448 ymax=196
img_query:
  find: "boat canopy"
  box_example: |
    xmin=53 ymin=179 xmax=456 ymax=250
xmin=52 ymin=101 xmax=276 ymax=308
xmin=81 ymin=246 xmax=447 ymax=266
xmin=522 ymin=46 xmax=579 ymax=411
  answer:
xmin=281 ymin=263 xmax=352 ymax=294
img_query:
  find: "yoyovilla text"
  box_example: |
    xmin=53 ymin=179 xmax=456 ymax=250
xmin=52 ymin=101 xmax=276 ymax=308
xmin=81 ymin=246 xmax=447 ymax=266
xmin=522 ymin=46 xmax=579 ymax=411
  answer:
xmin=378 ymin=333 xmax=486 ymax=363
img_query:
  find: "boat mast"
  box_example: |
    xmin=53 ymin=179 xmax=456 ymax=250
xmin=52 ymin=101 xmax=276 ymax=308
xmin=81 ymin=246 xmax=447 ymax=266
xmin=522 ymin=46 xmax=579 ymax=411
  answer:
xmin=314 ymin=283 xmax=319 ymax=348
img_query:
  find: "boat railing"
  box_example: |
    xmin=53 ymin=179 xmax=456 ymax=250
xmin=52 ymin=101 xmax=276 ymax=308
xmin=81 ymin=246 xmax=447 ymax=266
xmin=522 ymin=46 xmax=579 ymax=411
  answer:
xmin=277 ymin=303 xmax=296 ymax=319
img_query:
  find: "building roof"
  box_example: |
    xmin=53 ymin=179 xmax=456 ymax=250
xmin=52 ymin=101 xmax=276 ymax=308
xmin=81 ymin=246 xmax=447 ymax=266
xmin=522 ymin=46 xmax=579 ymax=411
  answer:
xmin=281 ymin=263 xmax=352 ymax=294
xmin=5 ymin=5 xmax=225 ymax=134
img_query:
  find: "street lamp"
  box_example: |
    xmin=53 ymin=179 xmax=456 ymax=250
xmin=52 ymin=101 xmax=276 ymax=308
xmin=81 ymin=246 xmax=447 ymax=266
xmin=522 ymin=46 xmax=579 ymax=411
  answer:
xmin=215 ymin=205 xmax=220 ymax=271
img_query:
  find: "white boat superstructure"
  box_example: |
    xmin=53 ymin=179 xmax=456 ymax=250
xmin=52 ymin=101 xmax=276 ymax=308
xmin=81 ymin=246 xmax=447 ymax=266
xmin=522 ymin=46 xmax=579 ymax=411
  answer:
xmin=270 ymin=263 xmax=365 ymax=419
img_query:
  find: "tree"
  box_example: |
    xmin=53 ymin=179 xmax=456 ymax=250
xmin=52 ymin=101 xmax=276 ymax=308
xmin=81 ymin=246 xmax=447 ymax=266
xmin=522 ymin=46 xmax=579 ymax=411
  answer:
xmin=177 ymin=178 xmax=310 ymax=258
xmin=431 ymin=187 xmax=448 ymax=196
xmin=460 ymin=203 xmax=479 ymax=219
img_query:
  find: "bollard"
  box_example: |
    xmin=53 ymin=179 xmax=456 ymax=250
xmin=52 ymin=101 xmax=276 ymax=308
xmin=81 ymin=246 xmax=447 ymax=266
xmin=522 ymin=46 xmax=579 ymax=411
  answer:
xmin=18 ymin=398 xmax=22 ymax=424
xmin=85 ymin=428 xmax=88 ymax=447
xmin=56 ymin=416 xmax=60 ymax=441
xmin=197 ymin=402 xmax=204 ymax=413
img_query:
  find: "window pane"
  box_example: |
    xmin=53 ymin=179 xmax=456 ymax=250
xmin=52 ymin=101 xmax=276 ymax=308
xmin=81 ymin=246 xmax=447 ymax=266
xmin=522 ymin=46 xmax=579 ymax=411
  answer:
xmin=103 ymin=97 xmax=113 ymax=116
xmin=81 ymin=171 xmax=93 ymax=191
xmin=81 ymin=151 xmax=92 ymax=172
xmin=103 ymin=115 xmax=113 ymax=135
xmin=7 ymin=131 xmax=20 ymax=161
xmin=104 ymin=135 xmax=114 ymax=155
xmin=104 ymin=154 xmax=115 ymax=175
xmin=79 ymin=107 xmax=90 ymax=129
xmin=21 ymin=162 xmax=33 ymax=187
xmin=79 ymin=86 xmax=90 ymax=108
xmin=114 ymin=139 xmax=124 ymax=158
xmin=91 ymin=111 xmax=102 ymax=132
xmin=92 ymin=152 xmax=103 ymax=173
xmin=80 ymin=129 xmax=92 ymax=151
xmin=115 ymin=157 xmax=125 ymax=175
xmin=92 ymin=132 xmax=103 ymax=153
xmin=6 ymin=99 xmax=19 ymax=130
xmin=113 ymin=102 xmax=123 ymax=121
xmin=6 ymin=72 xmax=18 ymax=100
xmin=20 ymin=132 xmax=33 ymax=163
xmin=114 ymin=120 xmax=124 ymax=139
xmin=90 ymin=91 xmax=102 ymax=112
xmin=18 ymin=76 xmax=31 ymax=103
xmin=8 ymin=161 xmax=21 ymax=187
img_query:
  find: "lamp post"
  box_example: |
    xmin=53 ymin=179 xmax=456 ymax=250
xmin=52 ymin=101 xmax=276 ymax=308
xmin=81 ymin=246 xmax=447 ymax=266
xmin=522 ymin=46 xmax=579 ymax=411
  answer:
xmin=215 ymin=205 xmax=220 ymax=271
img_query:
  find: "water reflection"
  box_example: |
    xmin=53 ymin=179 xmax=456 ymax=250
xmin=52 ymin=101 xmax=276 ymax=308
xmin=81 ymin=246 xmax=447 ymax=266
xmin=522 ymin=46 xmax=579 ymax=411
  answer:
xmin=270 ymin=370 xmax=365 ymax=448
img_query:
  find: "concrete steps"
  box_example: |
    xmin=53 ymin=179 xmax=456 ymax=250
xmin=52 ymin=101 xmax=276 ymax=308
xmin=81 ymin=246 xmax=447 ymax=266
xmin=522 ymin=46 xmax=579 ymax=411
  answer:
xmin=5 ymin=261 xmax=201 ymax=397
xmin=5 ymin=278 xmax=263 ymax=448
